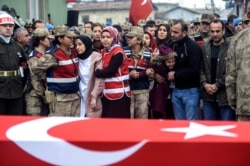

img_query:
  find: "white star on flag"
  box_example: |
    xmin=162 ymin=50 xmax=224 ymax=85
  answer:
xmin=161 ymin=122 xmax=237 ymax=140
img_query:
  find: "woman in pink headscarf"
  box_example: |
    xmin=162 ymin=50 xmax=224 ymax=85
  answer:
xmin=95 ymin=26 xmax=131 ymax=118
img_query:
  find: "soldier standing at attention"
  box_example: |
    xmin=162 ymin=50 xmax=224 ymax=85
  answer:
xmin=26 ymin=28 xmax=55 ymax=116
xmin=0 ymin=13 xmax=26 ymax=115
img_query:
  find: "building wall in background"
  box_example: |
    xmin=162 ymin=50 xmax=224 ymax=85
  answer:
xmin=0 ymin=0 xmax=67 ymax=26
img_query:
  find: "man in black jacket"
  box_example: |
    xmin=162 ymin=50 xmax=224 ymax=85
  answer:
xmin=0 ymin=13 xmax=25 ymax=115
xmin=168 ymin=20 xmax=202 ymax=120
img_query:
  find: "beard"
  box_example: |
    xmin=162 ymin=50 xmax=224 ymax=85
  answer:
xmin=213 ymin=36 xmax=224 ymax=45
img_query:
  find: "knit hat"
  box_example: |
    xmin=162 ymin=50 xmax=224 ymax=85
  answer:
xmin=0 ymin=13 xmax=14 ymax=25
xmin=159 ymin=45 xmax=177 ymax=60
xmin=233 ymin=18 xmax=243 ymax=28
xmin=45 ymin=23 xmax=54 ymax=31
xmin=33 ymin=28 xmax=54 ymax=39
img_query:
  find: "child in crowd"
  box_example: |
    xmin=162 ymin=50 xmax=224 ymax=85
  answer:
xmin=149 ymin=45 xmax=176 ymax=119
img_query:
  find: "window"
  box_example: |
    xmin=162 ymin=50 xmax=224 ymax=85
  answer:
xmin=106 ymin=18 xmax=112 ymax=25
xmin=82 ymin=15 xmax=89 ymax=23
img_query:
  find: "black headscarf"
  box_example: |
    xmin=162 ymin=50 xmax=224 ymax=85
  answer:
xmin=75 ymin=35 xmax=93 ymax=60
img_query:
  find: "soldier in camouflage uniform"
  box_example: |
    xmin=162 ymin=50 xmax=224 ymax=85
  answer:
xmin=26 ymin=28 xmax=56 ymax=115
xmin=45 ymin=25 xmax=80 ymax=117
xmin=226 ymin=28 xmax=250 ymax=121
xmin=190 ymin=14 xmax=214 ymax=46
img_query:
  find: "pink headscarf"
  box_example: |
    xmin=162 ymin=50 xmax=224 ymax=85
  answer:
xmin=101 ymin=26 xmax=119 ymax=45
xmin=101 ymin=26 xmax=120 ymax=52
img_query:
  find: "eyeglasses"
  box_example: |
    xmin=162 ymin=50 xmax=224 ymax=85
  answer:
xmin=194 ymin=22 xmax=200 ymax=26
xmin=126 ymin=36 xmax=135 ymax=39
xmin=201 ymin=22 xmax=209 ymax=26
xmin=243 ymin=20 xmax=250 ymax=25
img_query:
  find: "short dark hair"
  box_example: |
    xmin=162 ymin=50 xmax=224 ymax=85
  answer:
xmin=172 ymin=19 xmax=188 ymax=32
xmin=227 ymin=15 xmax=237 ymax=24
xmin=146 ymin=20 xmax=156 ymax=26
xmin=32 ymin=20 xmax=44 ymax=30
xmin=31 ymin=36 xmax=47 ymax=49
xmin=143 ymin=24 xmax=155 ymax=31
xmin=210 ymin=19 xmax=225 ymax=29
xmin=113 ymin=24 xmax=122 ymax=33
xmin=84 ymin=21 xmax=93 ymax=27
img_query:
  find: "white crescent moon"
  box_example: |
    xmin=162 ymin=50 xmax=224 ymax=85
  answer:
xmin=141 ymin=0 xmax=147 ymax=6
xmin=6 ymin=117 xmax=147 ymax=165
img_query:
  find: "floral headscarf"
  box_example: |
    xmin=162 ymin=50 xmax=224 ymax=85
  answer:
xmin=101 ymin=26 xmax=119 ymax=47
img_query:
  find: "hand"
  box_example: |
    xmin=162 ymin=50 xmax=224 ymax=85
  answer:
xmin=230 ymin=106 xmax=236 ymax=111
xmin=152 ymin=48 xmax=159 ymax=57
xmin=129 ymin=70 xmax=139 ymax=79
xmin=90 ymin=98 xmax=97 ymax=109
xmin=167 ymin=71 xmax=175 ymax=81
xmin=211 ymin=84 xmax=218 ymax=92
xmin=155 ymin=73 xmax=165 ymax=83
xmin=146 ymin=68 xmax=154 ymax=78
xmin=204 ymin=84 xmax=217 ymax=95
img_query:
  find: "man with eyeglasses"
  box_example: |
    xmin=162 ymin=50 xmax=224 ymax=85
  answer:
xmin=0 ymin=13 xmax=26 ymax=115
xmin=242 ymin=15 xmax=250 ymax=29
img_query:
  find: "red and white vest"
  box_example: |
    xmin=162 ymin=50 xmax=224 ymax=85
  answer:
xmin=102 ymin=46 xmax=131 ymax=100
xmin=46 ymin=48 xmax=79 ymax=93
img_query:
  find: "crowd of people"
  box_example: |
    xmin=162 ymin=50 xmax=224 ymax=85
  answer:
xmin=1 ymin=5 xmax=250 ymax=121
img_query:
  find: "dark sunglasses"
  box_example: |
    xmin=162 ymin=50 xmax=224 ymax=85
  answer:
xmin=194 ymin=22 xmax=200 ymax=26
xmin=243 ymin=20 xmax=250 ymax=24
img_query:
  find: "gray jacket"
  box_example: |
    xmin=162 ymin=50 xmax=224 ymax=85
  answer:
xmin=200 ymin=37 xmax=230 ymax=106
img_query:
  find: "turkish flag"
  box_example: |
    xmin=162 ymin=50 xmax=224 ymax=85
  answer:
xmin=66 ymin=0 xmax=76 ymax=3
xmin=129 ymin=0 xmax=153 ymax=26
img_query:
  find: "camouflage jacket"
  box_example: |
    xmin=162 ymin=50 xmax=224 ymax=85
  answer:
xmin=226 ymin=28 xmax=250 ymax=115
xmin=28 ymin=52 xmax=58 ymax=97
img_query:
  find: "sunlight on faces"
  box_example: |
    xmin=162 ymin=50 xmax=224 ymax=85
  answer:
xmin=101 ymin=31 xmax=113 ymax=48
xmin=74 ymin=38 xmax=86 ymax=55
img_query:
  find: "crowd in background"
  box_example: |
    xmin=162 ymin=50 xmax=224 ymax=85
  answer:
xmin=1 ymin=4 xmax=250 ymax=121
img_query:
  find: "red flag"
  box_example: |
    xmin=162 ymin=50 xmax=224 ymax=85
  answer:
xmin=66 ymin=0 xmax=76 ymax=3
xmin=129 ymin=0 xmax=153 ymax=26
xmin=243 ymin=0 xmax=246 ymax=13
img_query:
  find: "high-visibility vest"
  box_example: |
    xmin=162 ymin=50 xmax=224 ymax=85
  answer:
xmin=46 ymin=48 xmax=79 ymax=94
xmin=102 ymin=46 xmax=131 ymax=100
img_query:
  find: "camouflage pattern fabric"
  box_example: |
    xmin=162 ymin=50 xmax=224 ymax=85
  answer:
xmin=226 ymin=28 xmax=250 ymax=116
xmin=26 ymin=53 xmax=58 ymax=115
